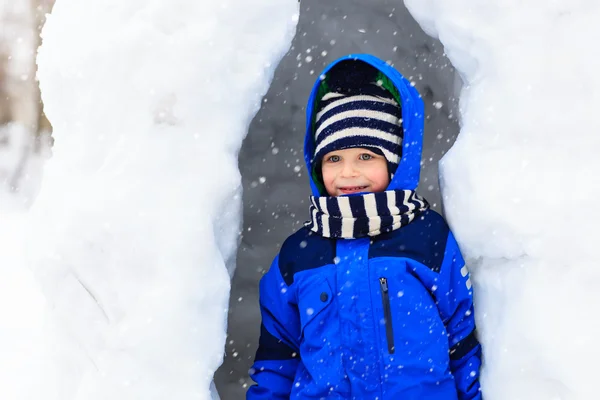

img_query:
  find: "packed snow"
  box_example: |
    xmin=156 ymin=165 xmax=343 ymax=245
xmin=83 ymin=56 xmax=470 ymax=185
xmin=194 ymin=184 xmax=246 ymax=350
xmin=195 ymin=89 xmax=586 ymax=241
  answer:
xmin=405 ymin=1 xmax=600 ymax=399
xmin=0 ymin=0 xmax=297 ymax=399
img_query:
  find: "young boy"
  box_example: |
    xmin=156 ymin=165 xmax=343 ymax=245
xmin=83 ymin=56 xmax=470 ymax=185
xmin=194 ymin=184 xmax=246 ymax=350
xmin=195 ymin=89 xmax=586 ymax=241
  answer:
xmin=247 ymin=54 xmax=482 ymax=399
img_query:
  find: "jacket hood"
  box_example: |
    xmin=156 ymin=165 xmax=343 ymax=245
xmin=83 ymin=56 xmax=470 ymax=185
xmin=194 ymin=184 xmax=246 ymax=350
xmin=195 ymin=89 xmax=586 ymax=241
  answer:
xmin=303 ymin=54 xmax=425 ymax=196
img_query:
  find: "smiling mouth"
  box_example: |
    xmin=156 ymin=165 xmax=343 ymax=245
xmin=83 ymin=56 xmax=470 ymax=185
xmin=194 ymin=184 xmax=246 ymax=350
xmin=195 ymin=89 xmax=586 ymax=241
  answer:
xmin=339 ymin=186 xmax=368 ymax=194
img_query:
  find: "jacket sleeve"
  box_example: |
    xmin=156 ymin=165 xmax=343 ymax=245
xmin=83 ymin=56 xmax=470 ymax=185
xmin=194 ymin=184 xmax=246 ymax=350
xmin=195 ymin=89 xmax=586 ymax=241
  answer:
xmin=435 ymin=230 xmax=482 ymax=400
xmin=246 ymin=255 xmax=300 ymax=400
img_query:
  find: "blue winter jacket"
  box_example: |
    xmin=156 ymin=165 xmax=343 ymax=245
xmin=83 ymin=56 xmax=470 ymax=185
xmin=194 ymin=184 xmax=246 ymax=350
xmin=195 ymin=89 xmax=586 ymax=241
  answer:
xmin=247 ymin=54 xmax=482 ymax=400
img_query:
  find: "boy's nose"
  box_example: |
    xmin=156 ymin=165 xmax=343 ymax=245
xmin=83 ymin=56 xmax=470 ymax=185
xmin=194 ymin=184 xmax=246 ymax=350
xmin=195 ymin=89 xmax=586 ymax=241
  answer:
xmin=340 ymin=162 xmax=359 ymax=177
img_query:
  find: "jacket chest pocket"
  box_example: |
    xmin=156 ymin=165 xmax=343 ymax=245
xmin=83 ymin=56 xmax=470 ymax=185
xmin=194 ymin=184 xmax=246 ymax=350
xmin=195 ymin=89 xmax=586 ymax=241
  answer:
xmin=297 ymin=277 xmax=335 ymax=343
xmin=295 ymin=276 xmax=344 ymax=388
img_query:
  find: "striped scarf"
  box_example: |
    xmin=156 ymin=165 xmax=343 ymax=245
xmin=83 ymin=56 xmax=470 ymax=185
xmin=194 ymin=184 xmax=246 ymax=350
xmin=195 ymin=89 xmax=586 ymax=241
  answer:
xmin=305 ymin=190 xmax=429 ymax=239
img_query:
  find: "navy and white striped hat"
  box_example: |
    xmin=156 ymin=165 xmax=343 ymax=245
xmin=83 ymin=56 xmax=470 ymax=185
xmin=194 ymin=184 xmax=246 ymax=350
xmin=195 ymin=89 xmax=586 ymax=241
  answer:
xmin=312 ymin=61 xmax=404 ymax=177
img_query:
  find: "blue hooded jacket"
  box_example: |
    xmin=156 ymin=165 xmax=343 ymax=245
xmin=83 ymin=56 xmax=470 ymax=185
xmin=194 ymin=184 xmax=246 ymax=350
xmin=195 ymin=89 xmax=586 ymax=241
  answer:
xmin=247 ymin=54 xmax=482 ymax=400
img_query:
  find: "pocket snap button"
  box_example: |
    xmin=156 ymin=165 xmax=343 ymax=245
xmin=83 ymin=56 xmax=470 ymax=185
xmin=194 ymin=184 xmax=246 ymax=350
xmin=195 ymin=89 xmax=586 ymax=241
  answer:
xmin=320 ymin=292 xmax=329 ymax=302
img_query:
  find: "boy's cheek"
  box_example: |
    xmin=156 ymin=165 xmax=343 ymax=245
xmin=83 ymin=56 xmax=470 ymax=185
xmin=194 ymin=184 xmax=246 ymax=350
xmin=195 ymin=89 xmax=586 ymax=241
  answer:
xmin=324 ymin=182 xmax=337 ymax=196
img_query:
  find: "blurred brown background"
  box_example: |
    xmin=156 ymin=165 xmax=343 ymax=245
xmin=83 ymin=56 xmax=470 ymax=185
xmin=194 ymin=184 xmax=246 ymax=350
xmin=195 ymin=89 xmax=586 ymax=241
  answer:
xmin=0 ymin=0 xmax=54 ymax=203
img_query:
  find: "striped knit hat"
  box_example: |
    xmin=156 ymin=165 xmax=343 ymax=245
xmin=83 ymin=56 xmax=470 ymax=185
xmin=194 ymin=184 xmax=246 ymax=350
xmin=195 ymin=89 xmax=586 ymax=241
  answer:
xmin=312 ymin=61 xmax=403 ymax=179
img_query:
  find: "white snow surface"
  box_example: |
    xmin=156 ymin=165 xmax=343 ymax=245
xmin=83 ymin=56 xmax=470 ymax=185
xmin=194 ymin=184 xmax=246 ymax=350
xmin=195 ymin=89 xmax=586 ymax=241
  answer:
xmin=405 ymin=1 xmax=600 ymax=399
xmin=0 ymin=1 xmax=297 ymax=399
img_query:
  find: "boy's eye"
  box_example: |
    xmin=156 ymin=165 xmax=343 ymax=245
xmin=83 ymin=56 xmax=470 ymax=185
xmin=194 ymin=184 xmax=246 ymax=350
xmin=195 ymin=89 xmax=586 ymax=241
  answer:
xmin=327 ymin=155 xmax=341 ymax=162
xmin=359 ymin=153 xmax=373 ymax=161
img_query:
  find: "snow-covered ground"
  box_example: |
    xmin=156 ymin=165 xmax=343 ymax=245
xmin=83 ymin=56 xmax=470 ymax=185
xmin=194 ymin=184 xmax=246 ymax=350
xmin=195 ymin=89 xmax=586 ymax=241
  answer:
xmin=405 ymin=1 xmax=600 ymax=399
xmin=0 ymin=0 xmax=297 ymax=399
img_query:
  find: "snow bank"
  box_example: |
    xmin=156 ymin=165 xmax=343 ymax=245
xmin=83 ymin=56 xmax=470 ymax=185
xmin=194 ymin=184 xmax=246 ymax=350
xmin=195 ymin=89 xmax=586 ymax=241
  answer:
xmin=9 ymin=1 xmax=299 ymax=399
xmin=404 ymin=1 xmax=600 ymax=399
xmin=0 ymin=211 xmax=56 ymax=399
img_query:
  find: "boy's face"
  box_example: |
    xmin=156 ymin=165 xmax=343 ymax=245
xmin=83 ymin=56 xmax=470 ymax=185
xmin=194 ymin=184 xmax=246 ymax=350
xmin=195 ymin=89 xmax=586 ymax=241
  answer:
xmin=321 ymin=147 xmax=390 ymax=196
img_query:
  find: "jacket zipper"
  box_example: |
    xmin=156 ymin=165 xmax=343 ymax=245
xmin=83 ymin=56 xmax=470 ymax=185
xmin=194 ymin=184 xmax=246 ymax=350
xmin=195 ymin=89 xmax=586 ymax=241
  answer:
xmin=379 ymin=277 xmax=395 ymax=354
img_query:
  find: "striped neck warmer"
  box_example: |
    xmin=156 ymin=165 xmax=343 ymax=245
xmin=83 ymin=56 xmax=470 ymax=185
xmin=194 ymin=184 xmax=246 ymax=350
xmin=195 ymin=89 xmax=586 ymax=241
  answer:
xmin=305 ymin=190 xmax=429 ymax=239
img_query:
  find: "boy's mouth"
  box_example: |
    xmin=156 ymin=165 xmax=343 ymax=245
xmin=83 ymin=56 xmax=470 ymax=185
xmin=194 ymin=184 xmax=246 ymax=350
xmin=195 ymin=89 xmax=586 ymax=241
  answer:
xmin=338 ymin=186 xmax=368 ymax=194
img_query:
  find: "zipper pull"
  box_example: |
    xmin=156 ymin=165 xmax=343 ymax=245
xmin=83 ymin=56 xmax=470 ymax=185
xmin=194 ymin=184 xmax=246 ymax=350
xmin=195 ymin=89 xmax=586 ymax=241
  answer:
xmin=379 ymin=277 xmax=388 ymax=292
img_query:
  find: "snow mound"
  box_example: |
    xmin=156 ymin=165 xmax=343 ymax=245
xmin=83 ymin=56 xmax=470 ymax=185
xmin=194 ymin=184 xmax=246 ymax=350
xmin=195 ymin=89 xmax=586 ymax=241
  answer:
xmin=405 ymin=1 xmax=600 ymax=399
xmin=10 ymin=1 xmax=300 ymax=399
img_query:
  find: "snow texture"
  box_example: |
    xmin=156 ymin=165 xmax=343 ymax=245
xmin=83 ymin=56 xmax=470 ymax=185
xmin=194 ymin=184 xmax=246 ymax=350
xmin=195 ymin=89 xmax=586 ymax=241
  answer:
xmin=404 ymin=1 xmax=600 ymax=399
xmin=0 ymin=1 xmax=297 ymax=399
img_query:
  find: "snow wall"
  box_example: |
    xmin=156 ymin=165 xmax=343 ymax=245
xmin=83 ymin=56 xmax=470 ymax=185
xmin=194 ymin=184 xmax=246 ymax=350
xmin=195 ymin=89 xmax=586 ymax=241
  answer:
xmin=4 ymin=1 xmax=300 ymax=399
xmin=404 ymin=1 xmax=600 ymax=399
